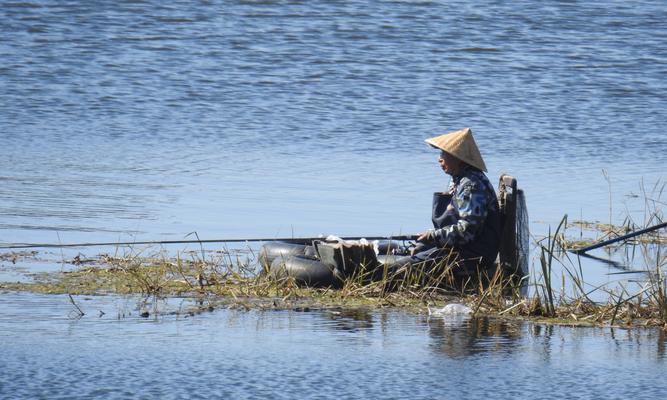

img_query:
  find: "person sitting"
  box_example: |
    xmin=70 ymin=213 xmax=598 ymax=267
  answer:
xmin=387 ymin=127 xmax=501 ymax=281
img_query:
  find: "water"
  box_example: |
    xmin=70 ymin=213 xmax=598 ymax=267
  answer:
xmin=2 ymin=0 xmax=665 ymax=243
xmin=1 ymin=1 xmax=666 ymax=397
xmin=1 ymin=292 xmax=665 ymax=400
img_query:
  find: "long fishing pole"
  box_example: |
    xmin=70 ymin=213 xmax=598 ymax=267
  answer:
xmin=571 ymin=221 xmax=667 ymax=254
xmin=0 ymin=235 xmax=419 ymax=250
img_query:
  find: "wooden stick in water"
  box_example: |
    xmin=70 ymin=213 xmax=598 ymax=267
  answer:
xmin=571 ymin=221 xmax=667 ymax=254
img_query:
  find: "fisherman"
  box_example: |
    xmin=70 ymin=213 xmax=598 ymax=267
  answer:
xmin=392 ymin=128 xmax=501 ymax=279
xmin=261 ymin=127 xmax=501 ymax=288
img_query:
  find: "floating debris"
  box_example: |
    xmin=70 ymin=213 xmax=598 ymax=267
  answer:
xmin=428 ymin=303 xmax=472 ymax=316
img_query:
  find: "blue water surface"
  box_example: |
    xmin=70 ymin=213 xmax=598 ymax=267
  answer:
xmin=1 ymin=1 xmax=666 ymax=398
xmin=1 ymin=0 xmax=665 ymax=243
xmin=1 ymin=292 xmax=666 ymax=400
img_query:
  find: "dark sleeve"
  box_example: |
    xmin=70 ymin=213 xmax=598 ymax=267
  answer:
xmin=432 ymin=177 xmax=489 ymax=246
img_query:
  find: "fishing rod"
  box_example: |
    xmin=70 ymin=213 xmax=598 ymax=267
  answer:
xmin=0 ymin=235 xmax=419 ymax=250
xmin=571 ymin=221 xmax=667 ymax=254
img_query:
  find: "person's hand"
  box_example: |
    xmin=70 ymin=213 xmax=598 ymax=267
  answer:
xmin=411 ymin=229 xmax=436 ymax=256
xmin=416 ymin=229 xmax=435 ymax=243
xmin=410 ymin=242 xmax=426 ymax=256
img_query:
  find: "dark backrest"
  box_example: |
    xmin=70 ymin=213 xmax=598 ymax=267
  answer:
xmin=498 ymin=175 xmax=518 ymax=273
xmin=315 ymin=241 xmax=378 ymax=277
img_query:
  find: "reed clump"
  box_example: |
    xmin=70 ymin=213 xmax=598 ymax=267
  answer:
xmin=3 ymin=191 xmax=665 ymax=328
xmin=564 ymin=180 xmax=667 ymax=251
xmin=3 ymin=239 xmax=665 ymax=327
xmin=493 ymin=212 xmax=667 ymax=328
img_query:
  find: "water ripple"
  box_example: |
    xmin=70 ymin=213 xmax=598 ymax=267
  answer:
xmin=0 ymin=0 xmax=665 ymax=243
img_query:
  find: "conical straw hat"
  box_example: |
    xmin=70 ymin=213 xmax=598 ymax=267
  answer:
xmin=424 ymin=127 xmax=487 ymax=172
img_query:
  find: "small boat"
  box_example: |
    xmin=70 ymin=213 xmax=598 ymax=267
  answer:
xmin=260 ymin=174 xmax=528 ymax=288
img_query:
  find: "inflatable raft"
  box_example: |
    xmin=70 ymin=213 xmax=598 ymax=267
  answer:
xmin=260 ymin=175 xmax=528 ymax=288
xmin=259 ymin=239 xmax=403 ymax=287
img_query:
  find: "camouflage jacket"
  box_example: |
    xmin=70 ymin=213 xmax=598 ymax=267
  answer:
xmin=430 ymin=166 xmax=499 ymax=249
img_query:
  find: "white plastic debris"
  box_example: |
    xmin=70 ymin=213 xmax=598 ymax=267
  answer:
xmin=324 ymin=235 xmax=370 ymax=247
xmin=428 ymin=303 xmax=472 ymax=316
xmin=325 ymin=235 xmax=343 ymax=242
xmin=371 ymin=240 xmax=380 ymax=255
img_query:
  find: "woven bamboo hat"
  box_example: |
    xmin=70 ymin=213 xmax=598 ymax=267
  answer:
xmin=424 ymin=127 xmax=487 ymax=172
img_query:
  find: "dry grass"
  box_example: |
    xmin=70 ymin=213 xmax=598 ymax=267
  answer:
xmin=3 ymin=242 xmax=665 ymax=328
xmin=493 ymin=213 xmax=667 ymax=328
xmin=2 ymin=234 xmax=665 ymax=328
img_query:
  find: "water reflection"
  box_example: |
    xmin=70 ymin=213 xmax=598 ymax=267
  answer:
xmin=586 ymin=241 xmax=664 ymax=275
xmin=2 ymin=0 xmax=666 ymax=246
xmin=577 ymin=251 xmax=631 ymax=271
xmin=425 ymin=314 xmax=667 ymax=363
xmin=657 ymin=329 xmax=666 ymax=359
xmin=320 ymin=308 xmax=374 ymax=333
xmin=2 ymin=291 xmax=667 ymax=399
xmin=426 ymin=316 xmax=522 ymax=358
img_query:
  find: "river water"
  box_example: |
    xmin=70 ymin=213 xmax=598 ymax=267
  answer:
xmin=1 ymin=291 xmax=666 ymax=400
xmin=1 ymin=0 xmax=666 ymax=398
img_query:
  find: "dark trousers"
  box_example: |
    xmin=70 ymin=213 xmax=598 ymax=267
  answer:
xmin=378 ymin=244 xmax=494 ymax=289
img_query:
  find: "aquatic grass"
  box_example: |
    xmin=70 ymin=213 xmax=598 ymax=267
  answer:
xmin=116 ymin=254 xmax=168 ymax=295
xmin=0 ymin=250 xmax=38 ymax=264
xmin=471 ymin=264 xmax=528 ymax=316
xmin=565 ymin=180 xmax=666 ymax=252
xmin=530 ymin=215 xmax=568 ymax=317
xmin=67 ymin=294 xmax=85 ymax=319
xmin=467 ymin=180 xmax=667 ymax=328
xmin=645 ymin=240 xmax=667 ymax=322
xmin=5 ymin=242 xmax=666 ymax=327
xmin=518 ymin=211 xmax=666 ymax=327
xmin=388 ymin=260 xmax=454 ymax=299
xmin=4 ymin=202 xmax=666 ymax=328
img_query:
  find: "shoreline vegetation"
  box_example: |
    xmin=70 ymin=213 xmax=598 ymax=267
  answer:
xmin=1 ymin=214 xmax=665 ymax=329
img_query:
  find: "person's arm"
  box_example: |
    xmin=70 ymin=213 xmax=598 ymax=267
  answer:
xmin=428 ymin=177 xmax=489 ymax=246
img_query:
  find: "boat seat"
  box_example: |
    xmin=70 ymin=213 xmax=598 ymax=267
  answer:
xmin=497 ymin=174 xmax=526 ymax=275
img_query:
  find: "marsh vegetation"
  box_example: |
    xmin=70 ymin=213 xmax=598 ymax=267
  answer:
xmin=2 ymin=218 xmax=664 ymax=328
